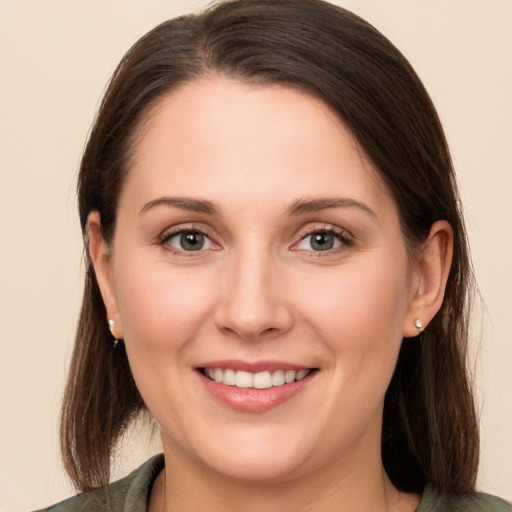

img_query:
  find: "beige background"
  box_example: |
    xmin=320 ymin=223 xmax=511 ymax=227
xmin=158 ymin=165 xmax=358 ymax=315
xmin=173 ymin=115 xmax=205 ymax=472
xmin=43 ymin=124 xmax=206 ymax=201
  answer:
xmin=1 ymin=0 xmax=511 ymax=509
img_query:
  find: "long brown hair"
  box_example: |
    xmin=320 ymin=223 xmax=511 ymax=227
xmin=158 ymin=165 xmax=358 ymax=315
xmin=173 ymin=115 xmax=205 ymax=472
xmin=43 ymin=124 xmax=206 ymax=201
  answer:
xmin=61 ymin=0 xmax=479 ymax=494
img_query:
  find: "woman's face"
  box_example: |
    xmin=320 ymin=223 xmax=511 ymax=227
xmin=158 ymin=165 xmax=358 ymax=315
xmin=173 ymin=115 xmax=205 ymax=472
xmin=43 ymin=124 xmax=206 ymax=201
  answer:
xmin=97 ymin=78 xmax=421 ymax=483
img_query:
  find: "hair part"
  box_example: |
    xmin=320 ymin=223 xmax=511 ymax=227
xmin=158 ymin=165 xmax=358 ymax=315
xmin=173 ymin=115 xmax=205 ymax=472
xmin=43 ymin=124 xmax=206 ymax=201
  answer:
xmin=61 ymin=0 xmax=478 ymax=494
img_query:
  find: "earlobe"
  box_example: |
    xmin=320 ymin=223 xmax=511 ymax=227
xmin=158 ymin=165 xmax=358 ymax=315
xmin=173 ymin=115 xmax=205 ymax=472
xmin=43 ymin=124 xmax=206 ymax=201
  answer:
xmin=403 ymin=220 xmax=453 ymax=338
xmin=87 ymin=212 xmax=123 ymax=339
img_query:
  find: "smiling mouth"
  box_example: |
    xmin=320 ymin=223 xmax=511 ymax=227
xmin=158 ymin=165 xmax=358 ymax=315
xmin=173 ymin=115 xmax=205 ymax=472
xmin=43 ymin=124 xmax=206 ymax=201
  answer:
xmin=200 ymin=368 xmax=315 ymax=389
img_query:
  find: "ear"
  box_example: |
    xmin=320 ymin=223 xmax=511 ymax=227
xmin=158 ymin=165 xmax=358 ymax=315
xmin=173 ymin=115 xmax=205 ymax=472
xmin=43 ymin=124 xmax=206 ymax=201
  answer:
xmin=87 ymin=211 xmax=123 ymax=339
xmin=403 ymin=220 xmax=453 ymax=338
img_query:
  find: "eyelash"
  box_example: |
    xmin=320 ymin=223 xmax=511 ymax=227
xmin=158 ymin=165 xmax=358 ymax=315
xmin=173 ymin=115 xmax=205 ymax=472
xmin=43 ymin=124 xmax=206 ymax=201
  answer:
xmin=158 ymin=225 xmax=353 ymax=255
xmin=158 ymin=226 xmax=219 ymax=255
xmin=293 ymin=226 xmax=353 ymax=254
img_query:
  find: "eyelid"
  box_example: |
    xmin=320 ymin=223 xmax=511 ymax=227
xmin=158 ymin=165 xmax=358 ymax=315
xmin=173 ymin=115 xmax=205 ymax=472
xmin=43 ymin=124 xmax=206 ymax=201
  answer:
xmin=156 ymin=222 xmax=353 ymax=254
xmin=291 ymin=224 xmax=354 ymax=252
xmin=158 ymin=224 xmax=221 ymax=253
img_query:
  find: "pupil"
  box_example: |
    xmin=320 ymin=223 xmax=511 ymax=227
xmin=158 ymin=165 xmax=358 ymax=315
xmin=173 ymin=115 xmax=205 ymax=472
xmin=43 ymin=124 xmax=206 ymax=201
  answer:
xmin=312 ymin=233 xmax=334 ymax=251
xmin=180 ymin=232 xmax=204 ymax=251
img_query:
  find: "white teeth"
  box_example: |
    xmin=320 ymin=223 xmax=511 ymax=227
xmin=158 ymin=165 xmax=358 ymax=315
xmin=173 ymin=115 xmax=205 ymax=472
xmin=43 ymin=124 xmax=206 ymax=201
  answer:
xmin=222 ymin=368 xmax=236 ymax=386
xmin=296 ymin=369 xmax=309 ymax=381
xmin=235 ymin=370 xmax=253 ymax=388
xmin=253 ymin=371 xmax=272 ymax=389
xmin=284 ymin=370 xmax=296 ymax=383
xmin=203 ymin=368 xmax=311 ymax=388
xmin=271 ymin=370 xmax=285 ymax=386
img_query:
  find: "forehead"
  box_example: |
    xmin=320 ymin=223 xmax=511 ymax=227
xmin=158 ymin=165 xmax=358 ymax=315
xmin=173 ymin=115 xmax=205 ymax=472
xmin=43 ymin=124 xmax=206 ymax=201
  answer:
xmin=122 ymin=77 xmax=394 ymax=218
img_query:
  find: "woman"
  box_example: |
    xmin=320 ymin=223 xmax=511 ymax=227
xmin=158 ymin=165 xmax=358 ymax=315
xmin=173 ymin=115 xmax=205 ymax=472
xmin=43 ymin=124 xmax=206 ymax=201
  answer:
xmin=38 ymin=0 xmax=510 ymax=510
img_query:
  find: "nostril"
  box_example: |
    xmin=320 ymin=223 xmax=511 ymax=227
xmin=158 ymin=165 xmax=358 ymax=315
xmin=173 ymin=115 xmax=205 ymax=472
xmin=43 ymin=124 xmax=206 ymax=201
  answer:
xmin=218 ymin=322 xmax=283 ymax=341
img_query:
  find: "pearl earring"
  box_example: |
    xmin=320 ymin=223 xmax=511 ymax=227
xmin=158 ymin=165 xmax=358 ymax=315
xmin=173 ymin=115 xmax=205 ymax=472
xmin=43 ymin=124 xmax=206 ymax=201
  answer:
xmin=108 ymin=319 xmax=119 ymax=348
xmin=414 ymin=319 xmax=423 ymax=331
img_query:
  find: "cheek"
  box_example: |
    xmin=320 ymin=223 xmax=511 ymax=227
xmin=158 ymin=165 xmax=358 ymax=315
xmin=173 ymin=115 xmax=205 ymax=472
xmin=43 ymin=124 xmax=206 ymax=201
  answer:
xmin=293 ymin=255 xmax=410 ymax=405
xmin=299 ymin=264 xmax=409 ymax=346
xmin=114 ymin=257 xmax=216 ymax=351
xmin=111 ymin=257 xmax=218 ymax=427
xmin=296 ymin=260 xmax=410 ymax=432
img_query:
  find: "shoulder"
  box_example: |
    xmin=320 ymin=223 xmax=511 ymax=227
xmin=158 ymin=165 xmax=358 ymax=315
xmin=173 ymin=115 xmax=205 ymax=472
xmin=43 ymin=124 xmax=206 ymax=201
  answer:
xmin=33 ymin=454 xmax=165 ymax=512
xmin=418 ymin=483 xmax=512 ymax=512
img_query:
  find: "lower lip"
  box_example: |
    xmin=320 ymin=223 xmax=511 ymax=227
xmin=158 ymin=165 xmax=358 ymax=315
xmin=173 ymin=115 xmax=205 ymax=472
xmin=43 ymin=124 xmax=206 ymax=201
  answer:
xmin=198 ymin=371 xmax=316 ymax=413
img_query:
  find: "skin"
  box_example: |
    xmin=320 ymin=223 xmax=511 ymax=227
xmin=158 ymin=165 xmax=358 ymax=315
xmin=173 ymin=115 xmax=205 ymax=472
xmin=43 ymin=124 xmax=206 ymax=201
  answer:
xmin=89 ymin=78 xmax=453 ymax=512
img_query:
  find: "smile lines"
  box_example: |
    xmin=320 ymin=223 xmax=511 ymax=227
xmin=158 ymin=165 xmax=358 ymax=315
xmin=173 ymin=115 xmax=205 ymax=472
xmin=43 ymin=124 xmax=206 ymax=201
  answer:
xmin=202 ymin=368 xmax=312 ymax=389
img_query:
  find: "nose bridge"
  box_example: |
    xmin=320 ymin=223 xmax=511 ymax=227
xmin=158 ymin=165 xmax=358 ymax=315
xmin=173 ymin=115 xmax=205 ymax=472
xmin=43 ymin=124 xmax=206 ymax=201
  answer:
xmin=215 ymin=243 xmax=291 ymax=339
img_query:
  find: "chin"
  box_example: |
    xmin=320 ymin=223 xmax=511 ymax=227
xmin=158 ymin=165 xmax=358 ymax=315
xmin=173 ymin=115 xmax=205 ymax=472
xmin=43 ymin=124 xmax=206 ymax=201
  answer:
xmin=167 ymin=422 xmax=317 ymax=484
xmin=204 ymin=446 xmax=310 ymax=484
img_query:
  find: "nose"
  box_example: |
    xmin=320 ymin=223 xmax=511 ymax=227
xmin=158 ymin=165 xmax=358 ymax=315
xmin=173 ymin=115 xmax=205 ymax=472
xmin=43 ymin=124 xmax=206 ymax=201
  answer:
xmin=213 ymin=249 xmax=293 ymax=340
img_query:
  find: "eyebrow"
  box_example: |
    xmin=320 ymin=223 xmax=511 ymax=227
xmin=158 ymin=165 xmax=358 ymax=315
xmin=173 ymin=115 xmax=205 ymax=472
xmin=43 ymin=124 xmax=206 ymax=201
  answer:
xmin=286 ymin=197 xmax=377 ymax=219
xmin=139 ymin=196 xmax=221 ymax=216
xmin=139 ymin=195 xmax=376 ymax=219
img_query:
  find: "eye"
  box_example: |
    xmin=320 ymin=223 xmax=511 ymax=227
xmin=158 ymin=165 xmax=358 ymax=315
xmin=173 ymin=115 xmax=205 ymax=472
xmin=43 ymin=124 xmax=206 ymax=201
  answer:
xmin=163 ymin=230 xmax=216 ymax=252
xmin=295 ymin=229 xmax=350 ymax=252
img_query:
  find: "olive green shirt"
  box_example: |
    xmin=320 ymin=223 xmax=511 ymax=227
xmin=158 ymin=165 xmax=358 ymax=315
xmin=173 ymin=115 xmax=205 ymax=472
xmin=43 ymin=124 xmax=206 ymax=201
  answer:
xmin=37 ymin=454 xmax=511 ymax=511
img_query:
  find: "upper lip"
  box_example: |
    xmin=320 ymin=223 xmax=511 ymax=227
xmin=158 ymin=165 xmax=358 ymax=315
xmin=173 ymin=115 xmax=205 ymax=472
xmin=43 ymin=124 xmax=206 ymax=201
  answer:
xmin=196 ymin=359 xmax=314 ymax=373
